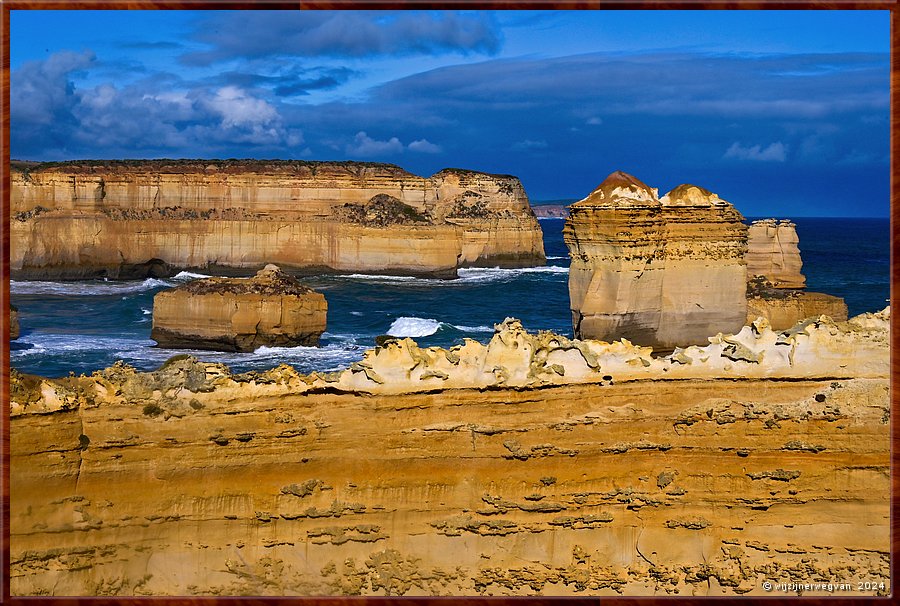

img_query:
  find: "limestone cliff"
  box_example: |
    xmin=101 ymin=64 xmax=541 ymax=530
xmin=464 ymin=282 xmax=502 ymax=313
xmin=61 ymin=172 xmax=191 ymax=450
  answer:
xmin=746 ymin=288 xmax=848 ymax=330
xmin=8 ymin=310 xmax=890 ymax=596
xmin=152 ymin=265 xmax=327 ymax=352
xmin=564 ymin=173 xmax=747 ymax=348
xmin=10 ymin=160 xmax=545 ymax=279
xmin=746 ymin=219 xmax=805 ymax=288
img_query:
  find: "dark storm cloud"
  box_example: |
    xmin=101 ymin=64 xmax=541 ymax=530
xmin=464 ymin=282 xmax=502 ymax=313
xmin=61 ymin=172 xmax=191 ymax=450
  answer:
xmin=181 ymin=11 xmax=502 ymax=66
xmin=210 ymin=66 xmax=357 ymax=97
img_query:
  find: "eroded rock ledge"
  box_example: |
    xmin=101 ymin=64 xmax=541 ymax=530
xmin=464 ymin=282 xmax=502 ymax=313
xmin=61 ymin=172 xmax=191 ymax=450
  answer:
xmin=10 ymin=160 xmax=545 ymax=279
xmin=8 ymin=309 xmax=890 ymax=596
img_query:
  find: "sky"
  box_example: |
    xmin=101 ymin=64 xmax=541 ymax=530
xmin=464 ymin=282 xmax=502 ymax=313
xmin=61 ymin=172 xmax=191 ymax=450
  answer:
xmin=9 ymin=10 xmax=890 ymax=217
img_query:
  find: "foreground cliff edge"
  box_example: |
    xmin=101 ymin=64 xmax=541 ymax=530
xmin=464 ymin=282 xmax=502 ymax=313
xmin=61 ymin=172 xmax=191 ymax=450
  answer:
xmin=9 ymin=309 xmax=890 ymax=596
xmin=10 ymin=159 xmax=545 ymax=279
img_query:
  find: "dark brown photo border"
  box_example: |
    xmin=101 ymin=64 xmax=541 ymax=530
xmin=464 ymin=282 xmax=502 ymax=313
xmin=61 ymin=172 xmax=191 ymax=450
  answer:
xmin=0 ymin=1 xmax=896 ymax=604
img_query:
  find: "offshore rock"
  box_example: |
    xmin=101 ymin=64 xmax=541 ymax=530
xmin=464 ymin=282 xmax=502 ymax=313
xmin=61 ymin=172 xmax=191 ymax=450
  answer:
xmin=746 ymin=219 xmax=805 ymax=288
xmin=564 ymin=172 xmax=747 ymax=348
xmin=151 ymin=264 xmax=326 ymax=352
xmin=8 ymin=309 xmax=890 ymax=596
xmin=10 ymin=160 xmax=545 ymax=279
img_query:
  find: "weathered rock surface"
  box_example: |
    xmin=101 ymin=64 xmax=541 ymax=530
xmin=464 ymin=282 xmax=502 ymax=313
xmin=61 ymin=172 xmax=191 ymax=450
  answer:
xmin=151 ymin=265 xmax=326 ymax=352
xmin=747 ymin=289 xmax=848 ymax=330
xmin=564 ymin=172 xmax=747 ymax=348
xmin=746 ymin=219 xmax=805 ymax=288
xmin=8 ymin=309 xmax=890 ymax=596
xmin=10 ymin=304 xmax=20 ymax=340
xmin=10 ymin=160 xmax=545 ymax=279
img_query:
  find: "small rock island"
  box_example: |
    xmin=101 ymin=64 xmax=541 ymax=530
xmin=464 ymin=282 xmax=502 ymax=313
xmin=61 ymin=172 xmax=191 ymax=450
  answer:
xmin=151 ymin=264 xmax=327 ymax=352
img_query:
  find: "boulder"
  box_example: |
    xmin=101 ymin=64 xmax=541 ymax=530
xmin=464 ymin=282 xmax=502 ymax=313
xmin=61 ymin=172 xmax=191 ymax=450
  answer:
xmin=151 ymin=265 xmax=326 ymax=352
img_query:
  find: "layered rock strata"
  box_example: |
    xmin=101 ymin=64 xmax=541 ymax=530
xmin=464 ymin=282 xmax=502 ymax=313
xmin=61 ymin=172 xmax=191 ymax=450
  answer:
xmin=9 ymin=310 xmax=890 ymax=596
xmin=151 ymin=265 xmax=326 ymax=352
xmin=746 ymin=219 xmax=805 ymax=288
xmin=10 ymin=160 xmax=545 ymax=279
xmin=745 ymin=219 xmax=847 ymax=328
xmin=564 ymin=172 xmax=748 ymax=348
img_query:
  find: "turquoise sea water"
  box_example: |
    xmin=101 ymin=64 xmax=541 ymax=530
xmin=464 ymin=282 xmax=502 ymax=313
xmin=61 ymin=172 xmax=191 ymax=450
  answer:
xmin=9 ymin=217 xmax=889 ymax=378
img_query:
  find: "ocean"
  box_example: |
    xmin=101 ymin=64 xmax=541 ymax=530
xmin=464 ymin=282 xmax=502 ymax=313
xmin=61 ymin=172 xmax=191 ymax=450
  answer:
xmin=9 ymin=217 xmax=889 ymax=379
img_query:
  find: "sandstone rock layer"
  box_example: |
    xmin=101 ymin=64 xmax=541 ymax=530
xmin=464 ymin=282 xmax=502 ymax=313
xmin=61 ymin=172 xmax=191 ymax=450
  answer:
xmin=747 ymin=291 xmax=848 ymax=330
xmin=152 ymin=265 xmax=326 ymax=352
xmin=9 ymin=310 xmax=890 ymax=596
xmin=10 ymin=160 xmax=545 ymax=279
xmin=746 ymin=219 xmax=805 ymax=288
xmin=10 ymin=305 xmax=20 ymax=340
xmin=564 ymin=172 xmax=747 ymax=348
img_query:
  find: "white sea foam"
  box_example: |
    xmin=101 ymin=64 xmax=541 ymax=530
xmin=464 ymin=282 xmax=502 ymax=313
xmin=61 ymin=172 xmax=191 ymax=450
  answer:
xmin=11 ymin=278 xmax=173 ymax=296
xmin=172 ymin=271 xmax=212 ymax=280
xmin=451 ymin=324 xmax=494 ymax=333
xmin=546 ymin=256 xmax=568 ymax=260
xmin=388 ymin=317 xmax=442 ymax=337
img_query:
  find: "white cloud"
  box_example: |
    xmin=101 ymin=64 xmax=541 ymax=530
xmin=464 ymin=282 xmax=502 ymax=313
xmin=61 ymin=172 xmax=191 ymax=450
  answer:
xmin=346 ymin=131 xmax=404 ymax=156
xmin=724 ymin=141 xmax=787 ymax=162
xmin=205 ymin=86 xmax=278 ymax=128
xmin=586 ymin=117 xmax=603 ymax=125
xmin=408 ymin=138 xmax=441 ymax=153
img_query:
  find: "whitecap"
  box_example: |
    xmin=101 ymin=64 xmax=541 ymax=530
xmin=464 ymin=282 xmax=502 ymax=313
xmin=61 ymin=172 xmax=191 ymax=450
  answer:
xmin=387 ymin=317 xmax=441 ymax=337
xmin=11 ymin=278 xmax=173 ymax=296
xmin=172 ymin=271 xmax=212 ymax=280
xmin=451 ymin=324 xmax=494 ymax=333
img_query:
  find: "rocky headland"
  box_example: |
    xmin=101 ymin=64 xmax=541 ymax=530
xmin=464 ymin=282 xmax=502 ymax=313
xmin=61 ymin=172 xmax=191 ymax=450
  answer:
xmin=10 ymin=160 xmax=545 ymax=279
xmin=564 ymin=172 xmax=748 ymax=348
xmin=8 ymin=308 xmax=890 ymax=596
xmin=151 ymin=265 xmax=327 ymax=352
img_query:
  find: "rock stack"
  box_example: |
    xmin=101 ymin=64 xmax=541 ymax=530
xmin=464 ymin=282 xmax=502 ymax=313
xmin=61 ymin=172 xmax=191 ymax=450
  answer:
xmin=746 ymin=219 xmax=847 ymax=329
xmin=564 ymin=171 xmax=748 ymax=348
xmin=151 ymin=265 xmax=327 ymax=352
xmin=10 ymin=305 xmax=19 ymax=340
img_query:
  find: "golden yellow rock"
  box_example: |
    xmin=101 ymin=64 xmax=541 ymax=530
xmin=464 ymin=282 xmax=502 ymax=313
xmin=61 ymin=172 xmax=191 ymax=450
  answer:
xmin=151 ymin=264 xmax=326 ymax=352
xmin=10 ymin=160 xmax=545 ymax=279
xmin=8 ymin=309 xmax=890 ymax=596
xmin=747 ymin=291 xmax=848 ymax=330
xmin=564 ymin=172 xmax=747 ymax=348
xmin=746 ymin=219 xmax=805 ymax=288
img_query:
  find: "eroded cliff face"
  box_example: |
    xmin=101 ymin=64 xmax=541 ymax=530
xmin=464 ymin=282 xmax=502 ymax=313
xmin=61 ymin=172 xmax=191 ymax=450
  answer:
xmin=10 ymin=161 xmax=545 ymax=279
xmin=9 ymin=310 xmax=890 ymax=596
xmin=745 ymin=219 xmax=848 ymax=329
xmin=564 ymin=173 xmax=747 ymax=348
xmin=746 ymin=219 xmax=805 ymax=288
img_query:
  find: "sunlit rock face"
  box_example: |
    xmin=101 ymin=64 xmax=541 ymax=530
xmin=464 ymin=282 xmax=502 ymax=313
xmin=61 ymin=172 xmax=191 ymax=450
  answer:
xmin=8 ymin=309 xmax=890 ymax=596
xmin=151 ymin=264 xmax=327 ymax=352
xmin=564 ymin=172 xmax=747 ymax=348
xmin=9 ymin=160 xmax=545 ymax=279
xmin=746 ymin=219 xmax=806 ymax=288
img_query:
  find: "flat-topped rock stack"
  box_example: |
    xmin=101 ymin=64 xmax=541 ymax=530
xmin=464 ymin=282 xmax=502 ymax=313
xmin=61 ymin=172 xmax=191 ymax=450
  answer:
xmin=746 ymin=219 xmax=847 ymax=329
xmin=564 ymin=171 xmax=748 ymax=349
xmin=10 ymin=160 xmax=545 ymax=279
xmin=151 ymin=264 xmax=327 ymax=352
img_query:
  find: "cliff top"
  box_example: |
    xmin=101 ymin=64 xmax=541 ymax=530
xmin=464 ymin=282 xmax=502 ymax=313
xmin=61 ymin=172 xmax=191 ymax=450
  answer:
xmin=661 ymin=183 xmax=729 ymax=207
xmin=172 ymin=265 xmax=318 ymax=297
xmin=573 ymin=170 xmax=660 ymax=207
xmin=10 ymin=159 xmax=518 ymax=181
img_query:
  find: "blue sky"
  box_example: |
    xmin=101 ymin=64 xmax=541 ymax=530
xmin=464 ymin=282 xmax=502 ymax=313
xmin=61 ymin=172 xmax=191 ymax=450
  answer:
xmin=10 ymin=10 xmax=889 ymax=216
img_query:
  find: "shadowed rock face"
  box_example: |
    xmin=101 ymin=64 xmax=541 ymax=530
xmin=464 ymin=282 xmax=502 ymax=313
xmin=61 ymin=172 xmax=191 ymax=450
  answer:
xmin=9 ymin=160 xmax=545 ymax=279
xmin=10 ymin=305 xmax=19 ymax=340
xmin=564 ymin=172 xmax=747 ymax=348
xmin=8 ymin=309 xmax=890 ymax=596
xmin=151 ymin=264 xmax=327 ymax=352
